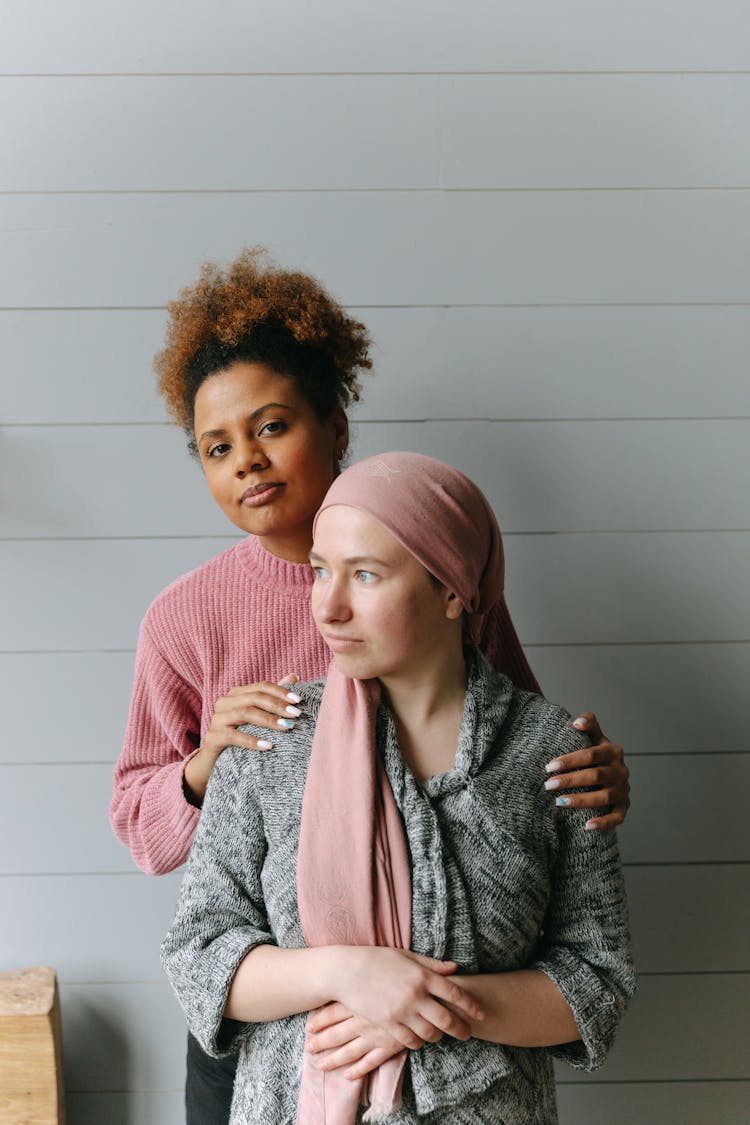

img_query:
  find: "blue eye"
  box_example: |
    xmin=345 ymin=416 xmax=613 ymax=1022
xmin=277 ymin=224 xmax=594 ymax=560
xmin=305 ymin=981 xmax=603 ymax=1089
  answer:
xmin=356 ymin=570 xmax=377 ymax=583
xmin=312 ymin=566 xmax=328 ymax=581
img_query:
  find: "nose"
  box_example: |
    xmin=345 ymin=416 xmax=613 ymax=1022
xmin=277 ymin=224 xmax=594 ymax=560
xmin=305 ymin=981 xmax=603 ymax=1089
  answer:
xmin=314 ymin=574 xmax=352 ymax=625
xmin=233 ymin=437 xmax=269 ymax=478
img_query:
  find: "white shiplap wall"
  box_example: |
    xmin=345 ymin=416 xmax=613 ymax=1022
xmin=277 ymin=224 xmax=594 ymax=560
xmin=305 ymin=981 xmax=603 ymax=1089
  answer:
xmin=2 ymin=3 xmax=749 ymax=1122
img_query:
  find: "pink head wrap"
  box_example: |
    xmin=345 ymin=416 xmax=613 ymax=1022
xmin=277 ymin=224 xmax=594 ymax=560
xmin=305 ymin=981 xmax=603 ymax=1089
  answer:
xmin=296 ymin=453 xmax=513 ymax=1123
xmin=313 ymin=451 xmax=504 ymax=642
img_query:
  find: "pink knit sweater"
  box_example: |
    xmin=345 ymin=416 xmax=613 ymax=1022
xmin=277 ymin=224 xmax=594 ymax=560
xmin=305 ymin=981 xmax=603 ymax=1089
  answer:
xmin=110 ymin=535 xmax=540 ymax=875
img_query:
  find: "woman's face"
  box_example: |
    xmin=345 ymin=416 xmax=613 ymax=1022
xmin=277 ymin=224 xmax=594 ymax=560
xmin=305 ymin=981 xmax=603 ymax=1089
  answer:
xmin=193 ymin=361 xmax=347 ymax=561
xmin=310 ymin=505 xmax=462 ymax=683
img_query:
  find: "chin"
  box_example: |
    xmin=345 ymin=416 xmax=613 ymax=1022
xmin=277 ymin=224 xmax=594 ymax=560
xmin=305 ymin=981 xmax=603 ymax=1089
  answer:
xmin=330 ymin=652 xmax=380 ymax=680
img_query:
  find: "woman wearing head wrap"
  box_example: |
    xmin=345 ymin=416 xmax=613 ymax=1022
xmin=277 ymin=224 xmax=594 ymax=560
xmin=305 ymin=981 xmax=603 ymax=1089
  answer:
xmin=162 ymin=453 xmax=635 ymax=1125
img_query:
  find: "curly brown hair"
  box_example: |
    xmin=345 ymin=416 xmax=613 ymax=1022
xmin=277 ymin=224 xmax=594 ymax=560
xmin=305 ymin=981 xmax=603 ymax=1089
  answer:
xmin=155 ymin=248 xmax=372 ymax=453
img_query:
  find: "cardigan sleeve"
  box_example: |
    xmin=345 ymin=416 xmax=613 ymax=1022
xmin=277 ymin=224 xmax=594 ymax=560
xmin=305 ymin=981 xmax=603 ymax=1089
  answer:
xmin=109 ymin=616 xmax=202 ymax=875
xmin=161 ymin=746 xmax=274 ymax=1058
xmin=530 ymin=730 xmax=636 ymax=1070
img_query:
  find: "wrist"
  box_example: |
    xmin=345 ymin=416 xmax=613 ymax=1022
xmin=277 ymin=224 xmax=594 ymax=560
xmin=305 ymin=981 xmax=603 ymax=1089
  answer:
xmin=182 ymin=747 xmax=215 ymax=806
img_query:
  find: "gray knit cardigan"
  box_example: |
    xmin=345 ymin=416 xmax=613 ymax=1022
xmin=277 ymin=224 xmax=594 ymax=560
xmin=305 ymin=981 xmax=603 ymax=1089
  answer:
xmin=162 ymin=652 xmax=635 ymax=1124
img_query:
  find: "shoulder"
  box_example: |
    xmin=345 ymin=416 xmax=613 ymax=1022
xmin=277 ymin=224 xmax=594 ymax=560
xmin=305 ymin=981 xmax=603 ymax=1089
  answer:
xmin=222 ymin=680 xmax=325 ymax=785
xmin=473 ymin=652 xmax=588 ymax=772
xmin=147 ymin=541 xmax=244 ymax=617
xmin=138 ymin=541 xmax=245 ymax=644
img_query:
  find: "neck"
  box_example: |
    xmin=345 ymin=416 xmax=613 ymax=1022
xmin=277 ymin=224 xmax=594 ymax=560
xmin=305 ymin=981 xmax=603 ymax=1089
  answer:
xmin=255 ymin=524 xmax=314 ymax=564
xmin=379 ymin=639 xmax=468 ymax=780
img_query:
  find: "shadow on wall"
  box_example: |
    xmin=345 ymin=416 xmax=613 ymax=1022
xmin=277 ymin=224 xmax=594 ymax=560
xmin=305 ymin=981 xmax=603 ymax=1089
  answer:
xmin=61 ymin=990 xmax=134 ymax=1123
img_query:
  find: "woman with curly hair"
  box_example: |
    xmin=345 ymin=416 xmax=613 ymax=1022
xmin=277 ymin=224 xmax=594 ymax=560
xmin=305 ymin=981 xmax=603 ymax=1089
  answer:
xmin=109 ymin=248 xmax=630 ymax=1124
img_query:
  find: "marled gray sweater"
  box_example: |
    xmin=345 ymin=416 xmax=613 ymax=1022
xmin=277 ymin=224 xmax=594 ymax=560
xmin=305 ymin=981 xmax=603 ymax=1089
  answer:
xmin=162 ymin=652 xmax=634 ymax=1124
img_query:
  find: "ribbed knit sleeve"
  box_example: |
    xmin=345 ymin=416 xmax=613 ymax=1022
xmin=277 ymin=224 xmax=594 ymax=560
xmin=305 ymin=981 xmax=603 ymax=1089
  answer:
xmin=479 ymin=597 xmax=541 ymax=695
xmin=109 ymin=615 xmax=202 ymax=875
xmin=110 ymin=537 xmax=331 ymax=877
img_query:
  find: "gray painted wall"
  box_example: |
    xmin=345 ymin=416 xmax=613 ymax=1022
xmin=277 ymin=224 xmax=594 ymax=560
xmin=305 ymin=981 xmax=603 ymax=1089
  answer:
xmin=2 ymin=3 xmax=748 ymax=1121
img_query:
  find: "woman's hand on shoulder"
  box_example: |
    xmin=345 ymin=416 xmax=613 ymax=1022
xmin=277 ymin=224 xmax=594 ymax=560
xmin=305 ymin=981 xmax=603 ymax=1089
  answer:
xmin=183 ymin=673 xmax=302 ymax=804
xmin=544 ymin=711 xmax=630 ymax=831
xmin=203 ymin=673 xmax=304 ymax=757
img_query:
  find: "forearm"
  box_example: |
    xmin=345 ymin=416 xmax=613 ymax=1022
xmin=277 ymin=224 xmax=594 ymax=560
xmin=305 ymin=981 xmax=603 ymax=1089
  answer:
xmin=224 ymin=944 xmax=336 ymax=1022
xmin=182 ymin=746 xmax=220 ymax=806
xmin=453 ymin=969 xmax=579 ymax=1047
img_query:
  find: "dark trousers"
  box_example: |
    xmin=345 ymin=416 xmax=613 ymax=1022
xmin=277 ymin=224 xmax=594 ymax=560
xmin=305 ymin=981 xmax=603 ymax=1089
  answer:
xmin=185 ymin=1031 xmax=238 ymax=1125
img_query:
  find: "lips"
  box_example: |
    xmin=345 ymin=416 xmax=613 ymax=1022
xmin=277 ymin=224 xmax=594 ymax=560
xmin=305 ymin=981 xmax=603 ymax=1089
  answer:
xmin=240 ymin=482 xmax=284 ymax=507
xmin=323 ymin=634 xmax=363 ymax=652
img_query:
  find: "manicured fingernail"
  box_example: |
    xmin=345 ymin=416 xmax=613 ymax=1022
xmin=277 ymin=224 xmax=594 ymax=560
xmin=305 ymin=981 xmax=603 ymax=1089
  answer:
xmin=573 ymin=718 xmax=587 ymax=730
xmin=277 ymin=717 xmax=295 ymax=729
xmin=257 ymin=739 xmax=273 ymax=750
xmin=286 ymin=692 xmax=302 ymax=703
xmin=556 ymin=796 xmax=572 ymax=806
xmin=285 ymin=705 xmax=302 ymax=717
xmin=544 ymin=778 xmax=561 ymax=790
xmin=584 ymin=820 xmax=597 ymax=830
xmin=545 ymin=760 xmax=562 ymax=773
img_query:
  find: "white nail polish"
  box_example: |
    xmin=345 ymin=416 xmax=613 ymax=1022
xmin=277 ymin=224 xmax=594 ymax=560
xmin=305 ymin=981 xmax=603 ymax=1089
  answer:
xmin=573 ymin=718 xmax=587 ymax=730
xmin=286 ymin=705 xmax=302 ymax=717
xmin=545 ymin=760 xmax=562 ymax=773
xmin=544 ymin=778 xmax=561 ymax=791
xmin=286 ymin=692 xmax=302 ymax=703
xmin=257 ymin=740 xmax=273 ymax=750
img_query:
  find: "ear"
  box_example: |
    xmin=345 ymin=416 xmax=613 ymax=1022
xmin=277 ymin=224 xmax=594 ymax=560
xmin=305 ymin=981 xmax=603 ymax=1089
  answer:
xmin=331 ymin=407 xmax=349 ymax=460
xmin=444 ymin=589 xmax=465 ymax=621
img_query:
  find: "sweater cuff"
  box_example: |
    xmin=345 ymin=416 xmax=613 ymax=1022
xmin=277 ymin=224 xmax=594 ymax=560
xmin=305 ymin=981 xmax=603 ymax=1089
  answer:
xmin=532 ymin=954 xmax=621 ymax=1071
xmin=138 ymin=758 xmax=201 ymax=874
xmin=164 ymin=931 xmax=275 ymax=1059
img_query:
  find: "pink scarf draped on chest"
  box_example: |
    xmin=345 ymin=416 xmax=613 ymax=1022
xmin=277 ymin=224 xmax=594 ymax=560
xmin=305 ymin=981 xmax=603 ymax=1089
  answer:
xmin=296 ymin=452 xmax=521 ymax=1124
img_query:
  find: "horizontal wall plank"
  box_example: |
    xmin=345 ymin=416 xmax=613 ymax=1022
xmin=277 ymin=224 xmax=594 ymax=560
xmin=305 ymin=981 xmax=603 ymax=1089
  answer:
xmin=529 ymin=643 xmax=750 ymax=754
xmin=442 ymin=75 xmax=750 ymax=188
xmin=1 ymin=76 xmax=439 ymax=192
xmin=555 ymin=974 xmax=750 ymax=1083
xmin=0 ymin=756 xmax=745 ymax=875
xmin=0 ymin=765 xmax=129 ymax=874
xmin=56 ymin=975 xmax=750 ymax=1092
xmin=4 ymin=420 xmax=749 ymax=539
xmin=3 ymin=533 xmax=749 ymax=651
xmin=5 ymin=306 xmax=750 ymax=425
xmin=65 ymin=1092 xmax=183 ymax=1125
xmin=621 ymin=754 xmax=750 ymax=864
xmin=0 ymin=652 xmax=136 ymax=764
xmin=2 ymin=2 xmax=748 ymax=73
xmin=3 ymin=865 xmax=744 ymax=983
xmin=61 ymin=981 xmax=185 ymax=1093
xmin=626 ymin=865 xmax=750 ymax=972
xmin=557 ymin=1082 xmax=750 ymax=1125
xmin=2 ymin=191 xmax=749 ymax=308
xmin=354 ymin=420 xmax=750 ymax=532
xmin=5 ymin=75 xmax=748 ymax=192
xmin=0 ymin=873 xmax=180 ymax=981
xmin=2 ymin=645 xmax=747 ymax=765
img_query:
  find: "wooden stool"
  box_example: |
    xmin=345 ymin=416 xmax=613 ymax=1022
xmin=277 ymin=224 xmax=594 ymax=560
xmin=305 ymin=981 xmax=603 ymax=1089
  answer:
xmin=0 ymin=967 xmax=66 ymax=1124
